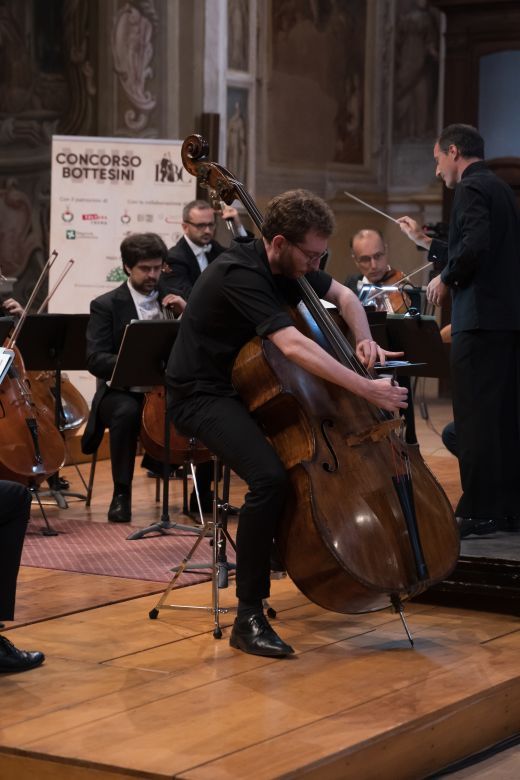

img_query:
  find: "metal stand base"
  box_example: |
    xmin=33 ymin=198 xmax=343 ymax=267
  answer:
xmin=30 ymin=488 xmax=58 ymax=536
xmin=148 ymin=457 xmax=236 ymax=639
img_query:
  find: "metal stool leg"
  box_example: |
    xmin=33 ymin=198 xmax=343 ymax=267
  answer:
xmin=148 ymin=456 xmax=233 ymax=638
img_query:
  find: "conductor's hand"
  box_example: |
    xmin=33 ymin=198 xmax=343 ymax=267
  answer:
xmin=426 ymin=274 xmax=448 ymax=307
xmin=1 ymin=298 xmax=23 ymax=317
xmin=161 ymin=293 xmax=186 ymax=317
xmin=364 ymin=377 xmax=408 ymax=413
xmin=356 ymin=339 xmax=404 ymax=370
xmin=397 ymin=216 xmax=432 ymax=250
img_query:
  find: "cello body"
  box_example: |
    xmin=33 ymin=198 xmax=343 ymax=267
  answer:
xmin=0 ymin=348 xmax=66 ymax=486
xmin=232 ymin=323 xmax=459 ymax=614
xmin=140 ymin=387 xmax=210 ymax=464
xmin=26 ymin=370 xmax=90 ymax=437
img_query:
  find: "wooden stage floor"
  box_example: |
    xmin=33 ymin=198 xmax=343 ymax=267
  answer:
xmin=1 ymin=423 xmax=520 ymax=779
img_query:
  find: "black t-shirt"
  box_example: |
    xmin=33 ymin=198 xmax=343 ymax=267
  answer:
xmin=166 ymin=237 xmax=332 ymax=400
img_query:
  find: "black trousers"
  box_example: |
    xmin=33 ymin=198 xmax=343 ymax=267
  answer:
xmin=170 ymin=393 xmax=288 ymax=602
xmin=0 ymin=481 xmax=31 ymax=621
xmin=451 ymin=330 xmax=520 ymax=519
xmin=98 ymin=388 xmax=212 ymax=496
xmin=97 ymin=389 xmax=143 ymax=489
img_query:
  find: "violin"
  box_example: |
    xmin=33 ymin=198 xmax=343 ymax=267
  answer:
xmin=0 ymin=253 xmax=66 ymax=487
xmin=365 ymin=268 xmax=412 ymax=314
xmin=181 ymin=134 xmax=459 ymax=617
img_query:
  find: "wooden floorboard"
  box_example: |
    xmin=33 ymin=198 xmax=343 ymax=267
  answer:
xmin=1 ymin=420 xmax=519 ymax=779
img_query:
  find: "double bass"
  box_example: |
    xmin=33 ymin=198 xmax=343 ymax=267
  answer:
xmin=181 ymin=134 xmax=459 ymax=622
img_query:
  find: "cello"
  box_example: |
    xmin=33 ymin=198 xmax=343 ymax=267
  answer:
xmin=181 ymin=134 xmax=459 ymax=624
xmin=0 ymin=252 xmax=66 ymax=487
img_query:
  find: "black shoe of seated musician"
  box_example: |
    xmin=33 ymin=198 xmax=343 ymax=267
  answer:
xmin=230 ymin=612 xmax=294 ymax=658
xmin=47 ymin=474 xmax=70 ymax=491
xmin=0 ymin=635 xmax=45 ymax=673
xmin=108 ymin=493 xmax=131 ymax=523
xmin=456 ymin=516 xmax=497 ymax=539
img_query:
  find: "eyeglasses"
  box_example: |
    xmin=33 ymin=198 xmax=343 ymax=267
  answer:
xmin=184 ymin=220 xmax=216 ymax=229
xmin=286 ymin=239 xmax=328 ymax=265
xmin=353 ymin=251 xmax=386 ymax=265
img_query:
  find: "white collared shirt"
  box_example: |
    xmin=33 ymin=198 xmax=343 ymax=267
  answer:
xmin=184 ymin=235 xmax=212 ymax=273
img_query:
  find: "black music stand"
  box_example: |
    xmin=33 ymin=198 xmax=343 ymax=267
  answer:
xmin=16 ymin=314 xmax=90 ymax=507
xmin=385 ymin=314 xmax=450 ymax=379
xmin=0 ymin=316 xmax=15 ymax=342
xmin=107 ymin=320 xmax=202 ymax=540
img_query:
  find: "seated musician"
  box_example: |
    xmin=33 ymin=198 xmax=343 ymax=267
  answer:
xmin=166 ymin=190 xmax=407 ymax=658
xmin=346 ymin=228 xmax=418 ymax=444
xmin=345 ymin=229 xmax=416 ymax=313
xmin=158 ymin=200 xmax=247 ymax=301
xmin=0 ymin=480 xmax=45 ymax=673
xmin=81 ymin=232 xmax=212 ymax=523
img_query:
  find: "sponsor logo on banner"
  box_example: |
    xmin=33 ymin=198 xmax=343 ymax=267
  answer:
xmin=66 ymin=229 xmax=76 ymax=239
xmin=154 ymin=152 xmax=187 ymax=183
xmin=62 ymin=208 xmax=74 ymax=222
xmin=121 ymin=211 xmax=131 ymax=224
xmin=82 ymin=213 xmax=108 ymax=224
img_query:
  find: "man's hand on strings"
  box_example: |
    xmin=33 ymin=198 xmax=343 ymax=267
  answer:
xmin=356 ymin=338 xmax=404 ymax=369
xmin=161 ymin=293 xmax=186 ymax=317
xmin=364 ymin=377 xmax=408 ymax=413
xmin=426 ymin=274 xmax=448 ymax=307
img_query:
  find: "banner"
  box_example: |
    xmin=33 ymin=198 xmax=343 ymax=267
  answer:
xmin=49 ymin=135 xmax=196 ymax=403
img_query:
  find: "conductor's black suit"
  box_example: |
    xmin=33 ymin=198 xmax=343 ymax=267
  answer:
xmin=429 ymin=161 xmax=520 ymax=520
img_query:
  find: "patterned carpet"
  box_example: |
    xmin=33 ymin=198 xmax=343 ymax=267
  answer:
xmin=22 ymin=517 xmax=234 ymax=584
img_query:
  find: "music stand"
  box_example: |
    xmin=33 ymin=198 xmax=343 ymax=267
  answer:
xmin=0 ymin=316 xmax=15 ymax=343
xmin=107 ymin=320 xmax=203 ymax=540
xmin=16 ymin=314 xmax=90 ymax=507
xmin=385 ymin=314 xmax=450 ymax=378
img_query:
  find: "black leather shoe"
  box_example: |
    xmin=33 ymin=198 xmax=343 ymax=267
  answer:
xmin=456 ymin=517 xmax=497 ymax=538
xmin=230 ymin=613 xmax=294 ymax=657
xmin=108 ymin=493 xmax=131 ymax=523
xmin=47 ymin=475 xmax=70 ymax=491
xmin=0 ymin=635 xmax=45 ymax=673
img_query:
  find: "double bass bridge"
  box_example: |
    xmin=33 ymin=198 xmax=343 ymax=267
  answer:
xmin=345 ymin=417 xmax=402 ymax=447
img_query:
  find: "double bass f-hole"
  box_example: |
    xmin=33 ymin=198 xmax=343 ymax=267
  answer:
xmin=320 ymin=419 xmax=338 ymax=473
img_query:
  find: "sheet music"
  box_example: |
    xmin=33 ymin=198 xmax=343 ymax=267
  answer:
xmin=0 ymin=347 xmax=15 ymax=384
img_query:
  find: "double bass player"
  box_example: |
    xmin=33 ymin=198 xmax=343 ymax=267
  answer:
xmin=166 ymin=189 xmax=407 ymax=658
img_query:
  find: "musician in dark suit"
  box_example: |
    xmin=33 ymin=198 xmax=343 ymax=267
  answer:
xmin=158 ymin=199 xmax=247 ymax=300
xmin=0 ymin=480 xmax=45 ymax=672
xmin=398 ymin=124 xmax=520 ymax=538
xmin=82 ymin=233 xmax=188 ymax=523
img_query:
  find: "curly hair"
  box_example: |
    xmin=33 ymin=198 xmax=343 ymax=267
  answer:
xmin=261 ymin=189 xmax=335 ymax=243
xmin=120 ymin=232 xmax=168 ymax=269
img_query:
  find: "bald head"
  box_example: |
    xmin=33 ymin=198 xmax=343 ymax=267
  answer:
xmin=350 ymin=229 xmax=389 ymax=284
